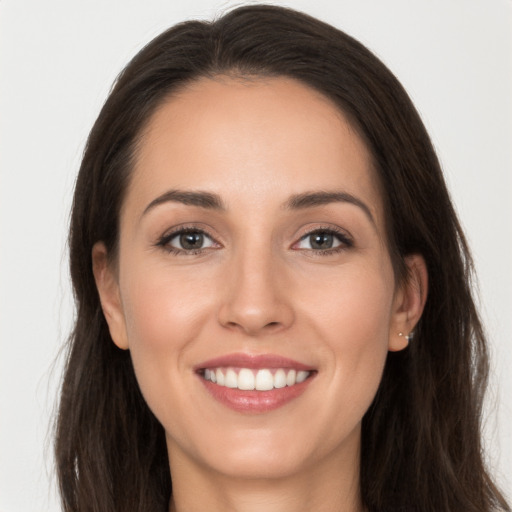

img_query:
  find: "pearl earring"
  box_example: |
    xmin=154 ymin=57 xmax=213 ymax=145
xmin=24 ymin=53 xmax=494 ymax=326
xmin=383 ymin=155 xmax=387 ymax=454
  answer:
xmin=398 ymin=331 xmax=414 ymax=342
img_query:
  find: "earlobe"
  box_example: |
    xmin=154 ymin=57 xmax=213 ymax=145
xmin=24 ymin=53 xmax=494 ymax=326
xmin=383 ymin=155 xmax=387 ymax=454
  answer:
xmin=388 ymin=254 xmax=428 ymax=352
xmin=92 ymin=242 xmax=129 ymax=350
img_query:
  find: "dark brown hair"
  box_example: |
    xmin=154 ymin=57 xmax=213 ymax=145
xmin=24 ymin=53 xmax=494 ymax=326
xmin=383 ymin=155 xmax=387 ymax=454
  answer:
xmin=55 ymin=5 xmax=510 ymax=512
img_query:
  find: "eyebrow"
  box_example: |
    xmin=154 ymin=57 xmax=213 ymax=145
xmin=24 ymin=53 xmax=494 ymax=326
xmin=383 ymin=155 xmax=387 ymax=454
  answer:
xmin=142 ymin=190 xmax=226 ymax=216
xmin=142 ymin=188 xmax=375 ymax=224
xmin=285 ymin=191 xmax=375 ymax=224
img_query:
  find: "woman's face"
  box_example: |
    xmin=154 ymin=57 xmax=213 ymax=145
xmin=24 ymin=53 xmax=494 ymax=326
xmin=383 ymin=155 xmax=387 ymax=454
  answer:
xmin=95 ymin=77 xmax=421 ymax=483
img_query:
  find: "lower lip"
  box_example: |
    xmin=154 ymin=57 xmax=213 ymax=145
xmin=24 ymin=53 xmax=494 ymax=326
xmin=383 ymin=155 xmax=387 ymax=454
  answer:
xmin=199 ymin=375 xmax=314 ymax=413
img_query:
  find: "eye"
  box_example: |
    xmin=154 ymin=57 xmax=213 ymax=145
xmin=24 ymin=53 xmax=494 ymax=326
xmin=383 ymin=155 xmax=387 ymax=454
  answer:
xmin=157 ymin=228 xmax=218 ymax=254
xmin=294 ymin=229 xmax=352 ymax=252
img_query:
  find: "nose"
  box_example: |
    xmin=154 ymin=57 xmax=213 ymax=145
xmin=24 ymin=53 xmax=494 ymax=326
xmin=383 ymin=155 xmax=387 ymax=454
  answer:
xmin=217 ymin=247 xmax=295 ymax=336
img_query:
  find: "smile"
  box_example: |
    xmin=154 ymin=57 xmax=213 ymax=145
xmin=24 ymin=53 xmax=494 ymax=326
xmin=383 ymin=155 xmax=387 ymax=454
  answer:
xmin=196 ymin=353 xmax=316 ymax=413
xmin=202 ymin=367 xmax=312 ymax=391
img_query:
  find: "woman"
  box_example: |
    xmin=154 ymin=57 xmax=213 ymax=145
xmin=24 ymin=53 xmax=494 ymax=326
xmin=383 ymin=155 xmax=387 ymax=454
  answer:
xmin=55 ymin=5 xmax=510 ymax=511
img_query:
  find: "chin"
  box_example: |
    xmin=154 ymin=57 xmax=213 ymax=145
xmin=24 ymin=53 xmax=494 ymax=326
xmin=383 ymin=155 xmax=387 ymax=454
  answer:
xmin=209 ymin=449 xmax=311 ymax=481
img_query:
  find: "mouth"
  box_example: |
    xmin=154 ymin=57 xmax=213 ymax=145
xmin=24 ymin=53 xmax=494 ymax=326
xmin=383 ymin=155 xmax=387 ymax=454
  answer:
xmin=195 ymin=353 xmax=316 ymax=413
xmin=200 ymin=367 xmax=312 ymax=390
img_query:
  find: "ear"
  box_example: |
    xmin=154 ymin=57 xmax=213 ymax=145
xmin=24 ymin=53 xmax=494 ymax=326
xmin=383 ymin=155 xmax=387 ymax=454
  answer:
xmin=388 ymin=254 xmax=428 ymax=352
xmin=92 ymin=242 xmax=129 ymax=350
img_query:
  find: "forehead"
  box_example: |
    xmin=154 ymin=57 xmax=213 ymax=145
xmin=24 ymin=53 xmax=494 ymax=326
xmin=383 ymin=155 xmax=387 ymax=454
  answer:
xmin=127 ymin=76 xmax=383 ymax=226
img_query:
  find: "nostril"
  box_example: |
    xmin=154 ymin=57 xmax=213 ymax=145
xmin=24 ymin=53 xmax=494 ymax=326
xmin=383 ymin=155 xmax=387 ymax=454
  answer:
xmin=218 ymin=301 xmax=294 ymax=335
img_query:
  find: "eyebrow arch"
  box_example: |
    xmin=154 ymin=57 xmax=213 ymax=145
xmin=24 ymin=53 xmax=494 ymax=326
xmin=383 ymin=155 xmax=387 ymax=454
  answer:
xmin=142 ymin=189 xmax=226 ymax=216
xmin=284 ymin=191 xmax=375 ymax=224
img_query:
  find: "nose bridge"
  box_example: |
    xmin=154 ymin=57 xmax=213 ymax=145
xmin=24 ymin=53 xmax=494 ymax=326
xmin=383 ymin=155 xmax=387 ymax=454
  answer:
xmin=218 ymin=235 xmax=293 ymax=335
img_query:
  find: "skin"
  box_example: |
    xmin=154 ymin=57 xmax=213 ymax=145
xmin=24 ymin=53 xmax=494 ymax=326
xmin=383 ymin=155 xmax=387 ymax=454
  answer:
xmin=93 ymin=77 xmax=427 ymax=512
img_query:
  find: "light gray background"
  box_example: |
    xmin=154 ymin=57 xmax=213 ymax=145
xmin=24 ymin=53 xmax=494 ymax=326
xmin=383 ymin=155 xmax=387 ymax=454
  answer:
xmin=1 ymin=1 xmax=511 ymax=510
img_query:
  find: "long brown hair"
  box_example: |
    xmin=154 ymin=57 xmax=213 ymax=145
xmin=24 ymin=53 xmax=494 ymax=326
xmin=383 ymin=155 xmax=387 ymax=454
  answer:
xmin=55 ymin=5 xmax=510 ymax=511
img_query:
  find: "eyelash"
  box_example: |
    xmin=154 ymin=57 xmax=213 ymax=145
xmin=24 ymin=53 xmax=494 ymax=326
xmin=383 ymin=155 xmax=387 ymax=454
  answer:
xmin=155 ymin=226 xmax=219 ymax=256
xmin=294 ymin=226 xmax=353 ymax=256
xmin=155 ymin=225 xmax=353 ymax=256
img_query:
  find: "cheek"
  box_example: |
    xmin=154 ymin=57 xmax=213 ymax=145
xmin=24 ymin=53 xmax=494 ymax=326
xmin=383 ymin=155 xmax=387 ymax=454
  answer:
xmin=118 ymin=262 xmax=216 ymax=413
xmin=300 ymin=259 xmax=394 ymax=345
xmin=300 ymin=262 xmax=394 ymax=418
xmin=332 ymin=266 xmax=393 ymax=364
xmin=121 ymin=260 xmax=214 ymax=349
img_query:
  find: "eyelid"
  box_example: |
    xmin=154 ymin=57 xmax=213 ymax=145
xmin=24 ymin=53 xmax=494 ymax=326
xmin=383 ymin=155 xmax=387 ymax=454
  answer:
xmin=155 ymin=224 xmax=222 ymax=254
xmin=291 ymin=225 xmax=354 ymax=251
xmin=154 ymin=223 xmax=353 ymax=255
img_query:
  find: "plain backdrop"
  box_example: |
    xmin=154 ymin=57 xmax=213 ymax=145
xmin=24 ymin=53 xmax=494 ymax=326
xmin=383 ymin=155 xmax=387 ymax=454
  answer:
xmin=1 ymin=1 xmax=511 ymax=510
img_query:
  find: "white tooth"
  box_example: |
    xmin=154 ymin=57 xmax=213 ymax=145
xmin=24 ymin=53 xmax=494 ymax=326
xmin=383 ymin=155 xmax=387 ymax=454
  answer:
xmin=255 ymin=369 xmax=274 ymax=391
xmin=296 ymin=370 xmax=309 ymax=383
xmin=204 ymin=369 xmax=211 ymax=380
xmin=225 ymin=369 xmax=238 ymax=388
xmin=215 ymin=369 xmax=224 ymax=385
xmin=210 ymin=369 xmax=217 ymax=383
xmin=274 ymin=369 xmax=286 ymax=388
xmin=286 ymin=369 xmax=296 ymax=386
xmin=238 ymin=368 xmax=255 ymax=390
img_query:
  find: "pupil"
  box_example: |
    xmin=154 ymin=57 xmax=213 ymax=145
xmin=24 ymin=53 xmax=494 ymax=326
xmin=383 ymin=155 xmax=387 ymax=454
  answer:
xmin=310 ymin=232 xmax=333 ymax=250
xmin=180 ymin=232 xmax=203 ymax=250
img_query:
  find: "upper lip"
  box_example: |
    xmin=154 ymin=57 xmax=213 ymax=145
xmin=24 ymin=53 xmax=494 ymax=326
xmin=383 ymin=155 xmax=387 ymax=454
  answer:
xmin=195 ymin=353 xmax=315 ymax=371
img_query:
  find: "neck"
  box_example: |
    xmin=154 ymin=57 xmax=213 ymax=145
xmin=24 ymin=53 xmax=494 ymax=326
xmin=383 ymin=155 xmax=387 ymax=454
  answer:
xmin=167 ymin=430 xmax=364 ymax=512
